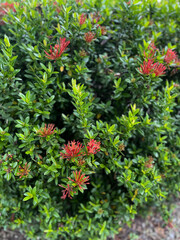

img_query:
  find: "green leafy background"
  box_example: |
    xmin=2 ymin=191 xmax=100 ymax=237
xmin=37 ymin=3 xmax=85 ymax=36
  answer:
xmin=0 ymin=0 xmax=179 ymax=239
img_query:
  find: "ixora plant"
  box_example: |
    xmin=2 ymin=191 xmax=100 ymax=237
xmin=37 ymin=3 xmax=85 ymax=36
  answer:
xmin=0 ymin=0 xmax=180 ymax=239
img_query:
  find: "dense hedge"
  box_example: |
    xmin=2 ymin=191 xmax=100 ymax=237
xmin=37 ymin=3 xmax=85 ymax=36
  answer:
xmin=0 ymin=0 xmax=180 ymax=239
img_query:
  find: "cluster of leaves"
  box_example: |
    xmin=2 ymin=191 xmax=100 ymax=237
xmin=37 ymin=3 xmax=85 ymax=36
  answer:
xmin=0 ymin=0 xmax=179 ymax=239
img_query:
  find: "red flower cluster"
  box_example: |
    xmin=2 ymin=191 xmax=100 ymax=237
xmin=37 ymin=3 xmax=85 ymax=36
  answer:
xmin=91 ymin=12 xmax=101 ymax=24
xmin=144 ymin=156 xmax=154 ymax=168
xmin=53 ymin=1 xmax=61 ymax=13
xmin=153 ymin=62 xmax=166 ymax=76
xmin=84 ymin=31 xmax=95 ymax=43
xmin=148 ymin=41 xmax=157 ymax=50
xmin=87 ymin=139 xmax=101 ymax=154
xmin=59 ymin=170 xmax=90 ymax=199
xmin=60 ymin=139 xmax=101 ymax=160
xmin=141 ymin=43 xmax=180 ymax=77
xmin=37 ymin=124 xmax=56 ymax=137
xmin=0 ymin=2 xmax=15 ymax=14
xmin=17 ymin=163 xmax=30 ymax=178
xmin=100 ymin=26 xmax=107 ymax=35
xmin=59 ymin=184 xmax=75 ymax=200
xmin=60 ymin=140 xmax=84 ymax=160
xmin=59 ymin=139 xmax=100 ymax=199
xmin=44 ymin=37 xmax=70 ymax=60
xmin=97 ymin=24 xmax=107 ymax=35
xmin=76 ymin=0 xmax=83 ymax=4
xmin=144 ymin=41 xmax=158 ymax=60
xmin=139 ymin=59 xmax=166 ymax=77
xmin=68 ymin=169 xmax=90 ymax=190
xmin=77 ymin=158 xmax=86 ymax=166
xmin=0 ymin=2 xmax=15 ymax=25
xmin=79 ymin=13 xmax=86 ymax=25
xmin=164 ymin=49 xmax=177 ymax=64
xmin=139 ymin=59 xmax=154 ymax=75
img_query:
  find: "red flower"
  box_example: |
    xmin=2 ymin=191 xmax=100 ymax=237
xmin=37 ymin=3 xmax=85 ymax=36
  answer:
xmin=76 ymin=0 xmax=83 ymax=4
xmin=148 ymin=41 xmax=157 ymax=50
xmin=144 ymin=156 xmax=154 ymax=168
xmin=139 ymin=59 xmax=155 ymax=75
xmin=97 ymin=25 xmax=107 ymax=35
xmin=0 ymin=2 xmax=16 ymax=25
xmin=0 ymin=3 xmax=16 ymax=12
xmin=153 ymin=62 xmax=166 ymax=76
xmin=100 ymin=26 xmax=107 ymax=35
xmin=17 ymin=163 xmax=30 ymax=178
xmin=144 ymin=41 xmax=158 ymax=60
xmin=79 ymin=13 xmax=86 ymax=25
xmin=84 ymin=31 xmax=95 ymax=43
xmin=60 ymin=140 xmax=84 ymax=160
xmin=77 ymin=157 xmax=86 ymax=166
xmin=59 ymin=184 xmax=75 ymax=200
xmin=68 ymin=169 xmax=90 ymax=190
xmin=37 ymin=124 xmax=56 ymax=137
xmin=92 ymin=12 xmax=101 ymax=24
xmin=53 ymin=1 xmax=61 ymax=13
xmin=87 ymin=139 xmax=101 ymax=154
xmin=44 ymin=37 xmax=70 ymax=60
xmin=164 ymin=49 xmax=177 ymax=64
xmin=139 ymin=59 xmax=166 ymax=76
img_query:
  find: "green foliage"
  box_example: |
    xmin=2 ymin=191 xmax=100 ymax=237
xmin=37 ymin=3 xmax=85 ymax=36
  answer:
xmin=0 ymin=0 xmax=180 ymax=239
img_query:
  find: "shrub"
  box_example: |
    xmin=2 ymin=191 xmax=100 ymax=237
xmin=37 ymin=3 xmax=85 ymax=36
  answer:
xmin=0 ymin=0 xmax=180 ymax=239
